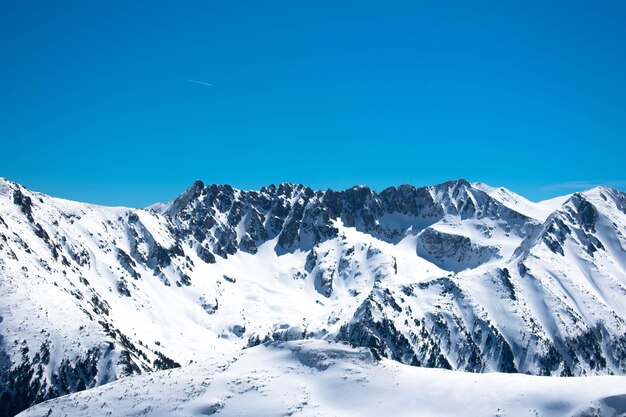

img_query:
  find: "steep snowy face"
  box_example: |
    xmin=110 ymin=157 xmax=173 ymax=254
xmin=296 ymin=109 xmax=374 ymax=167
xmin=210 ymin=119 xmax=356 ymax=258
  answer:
xmin=338 ymin=186 xmax=626 ymax=376
xmin=2 ymin=178 xmax=626 ymax=417
xmin=509 ymin=187 xmax=626 ymax=372
xmin=473 ymin=181 xmax=570 ymax=222
xmin=0 ymin=180 xmax=201 ymax=417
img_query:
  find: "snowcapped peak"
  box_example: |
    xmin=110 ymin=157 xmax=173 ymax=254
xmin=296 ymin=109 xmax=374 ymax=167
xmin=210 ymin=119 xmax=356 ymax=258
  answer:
xmin=257 ymin=182 xmax=310 ymax=197
xmin=179 ymin=179 xmax=205 ymax=197
xmin=434 ymin=178 xmax=472 ymax=191
xmin=344 ymin=184 xmax=374 ymax=197
xmin=430 ymin=178 xmax=472 ymax=198
xmin=190 ymin=179 xmax=205 ymax=190
xmin=275 ymin=182 xmax=308 ymax=195
xmin=145 ymin=201 xmax=172 ymax=213
xmin=0 ymin=177 xmax=13 ymax=197
xmin=579 ymin=185 xmax=626 ymax=204
xmin=349 ymin=184 xmax=371 ymax=190
xmin=520 ymin=186 xmax=626 ymax=264
xmin=472 ymin=181 xmax=569 ymax=222
xmin=144 ymin=181 xmax=207 ymax=213
xmin=472 ymin=181 xmax=497 ymax=193
xmin=0 ymin=177 xmax=24 ymax=195
xmin=565 ymin=187 xmax=626 ymax=222
xmin=164 ymin=179 xmax=208 ymax=214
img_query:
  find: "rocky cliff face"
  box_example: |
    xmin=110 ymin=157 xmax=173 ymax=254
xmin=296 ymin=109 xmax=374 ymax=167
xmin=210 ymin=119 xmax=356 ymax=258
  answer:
xmin=2 ymin=178 xmax=626 ymax=416
xmin=160 ymin=178 xmax=536 ymax=256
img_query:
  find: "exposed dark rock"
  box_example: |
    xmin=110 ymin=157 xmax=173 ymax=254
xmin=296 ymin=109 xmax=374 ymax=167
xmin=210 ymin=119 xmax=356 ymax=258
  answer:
xmin=117 ymin=279 xmax=131 ymax=297
xmin=12 ymin=188 xmax=34 ymax=223
xmin=117 ymin=249 xmax=140 ymax=279
xmin=314 ymin=269 xmax=333 ymax=298
xmin=416 ymin=228 xmax=500 ymax=272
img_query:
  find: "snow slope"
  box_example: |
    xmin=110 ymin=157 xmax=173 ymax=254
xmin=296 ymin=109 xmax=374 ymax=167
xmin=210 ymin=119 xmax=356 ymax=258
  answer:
xmin=339 ymin=186 xmax=626 ymax=376
xmin=473 ymin=182 xmax=570 ymax=221
xmin=2 ymin=178 xmax=626 ymax=416
xmin=17 ymin=341 xmax=626 ymax=417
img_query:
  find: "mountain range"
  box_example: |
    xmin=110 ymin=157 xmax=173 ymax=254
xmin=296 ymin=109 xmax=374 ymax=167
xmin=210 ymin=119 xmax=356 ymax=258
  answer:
xmin=2 ymin=178 xmax=626 ymax=417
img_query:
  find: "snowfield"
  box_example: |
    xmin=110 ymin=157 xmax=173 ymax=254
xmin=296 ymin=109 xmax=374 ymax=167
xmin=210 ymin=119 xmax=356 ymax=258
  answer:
xmin=2 ymin=177 xmax=626 ymax=417
xmin=17 ymin=341 xmax=626 ymax=417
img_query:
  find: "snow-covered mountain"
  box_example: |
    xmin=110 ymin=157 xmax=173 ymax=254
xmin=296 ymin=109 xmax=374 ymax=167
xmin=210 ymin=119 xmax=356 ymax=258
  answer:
xmin=2 ymin=178 xmax=626 ymax=416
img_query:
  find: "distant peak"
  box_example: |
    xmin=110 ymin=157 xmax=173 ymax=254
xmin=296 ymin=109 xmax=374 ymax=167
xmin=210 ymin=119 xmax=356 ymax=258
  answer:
xmin=0 ymin=177 xmax=12 ymax=197
xmin=190 ymin=179 xmax=205 ymax=189
xmin=583 ymin=185 xmax=620 ymax=194
xmin=436 ymin=178 xmax=471 ymax=188
xmin=349 ymin=184 xmax=371 ymax=191
xmin=576 ymin=186 xmax=610 ymax=200
xmin=472 ymin=182 xmax=497 ymax=193
xmin=274 ymin=183 xmax=296 ymax=196
xmin=180 ymin=179 xmax=205 ymax=199
xmin=164 ymin=179 xmax=206 ymax=214
xmin=179 ymin=179 xmax=206 ymax=197
xmin=578 ymin=186 xmax=626 ymax=209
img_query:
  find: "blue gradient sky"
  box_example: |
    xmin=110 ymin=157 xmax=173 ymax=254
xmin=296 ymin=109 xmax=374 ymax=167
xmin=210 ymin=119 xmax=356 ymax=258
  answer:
xmin=1 ymin=1 xmax=625 ymax=207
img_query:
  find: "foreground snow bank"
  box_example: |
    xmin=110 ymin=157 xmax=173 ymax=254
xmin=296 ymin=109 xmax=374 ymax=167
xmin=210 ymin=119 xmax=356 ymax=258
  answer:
xmin=18 ymin=341 xmax=626 ymax=417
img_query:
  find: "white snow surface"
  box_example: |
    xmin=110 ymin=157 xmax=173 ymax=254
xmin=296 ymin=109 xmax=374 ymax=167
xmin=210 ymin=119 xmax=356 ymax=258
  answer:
xmin=473 ymin=182 xmax=570 ymax=221
xmin=17 ymin=340 xmax=626 ymax=417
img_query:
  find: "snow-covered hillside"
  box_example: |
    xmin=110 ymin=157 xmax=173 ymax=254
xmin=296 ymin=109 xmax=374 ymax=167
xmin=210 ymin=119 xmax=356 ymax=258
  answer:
xmin=473 ymin=182 xmax=569 ymax=221
xmin=2 ymin=178 xmax=626 ymax=416
xmin=16 ymin=341 xmax=626 ymax=417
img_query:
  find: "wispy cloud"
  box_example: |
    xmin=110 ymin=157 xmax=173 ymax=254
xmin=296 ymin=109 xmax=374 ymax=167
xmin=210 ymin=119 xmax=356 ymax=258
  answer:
xmin=184 ymin=79 xmax=213 ymax=87
xmin=539 ymin=180 xmax=626 ymax=193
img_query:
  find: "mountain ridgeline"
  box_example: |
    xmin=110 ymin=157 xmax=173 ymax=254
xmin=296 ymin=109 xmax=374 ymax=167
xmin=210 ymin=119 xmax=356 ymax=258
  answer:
xmin=162 ymin=178 xmax=532 ymax=256
xmin=1 ymin=178 xmax=626 ymax=416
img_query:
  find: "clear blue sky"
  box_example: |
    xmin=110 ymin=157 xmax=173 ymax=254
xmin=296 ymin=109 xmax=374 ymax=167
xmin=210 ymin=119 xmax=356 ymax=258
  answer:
xmin=1 ymin=1 xmax=625 ymax=207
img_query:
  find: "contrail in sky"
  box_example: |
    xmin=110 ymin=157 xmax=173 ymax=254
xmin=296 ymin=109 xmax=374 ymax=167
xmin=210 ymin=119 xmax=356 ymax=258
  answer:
xmin=184 ymin=79 xmax=213 ymax=87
